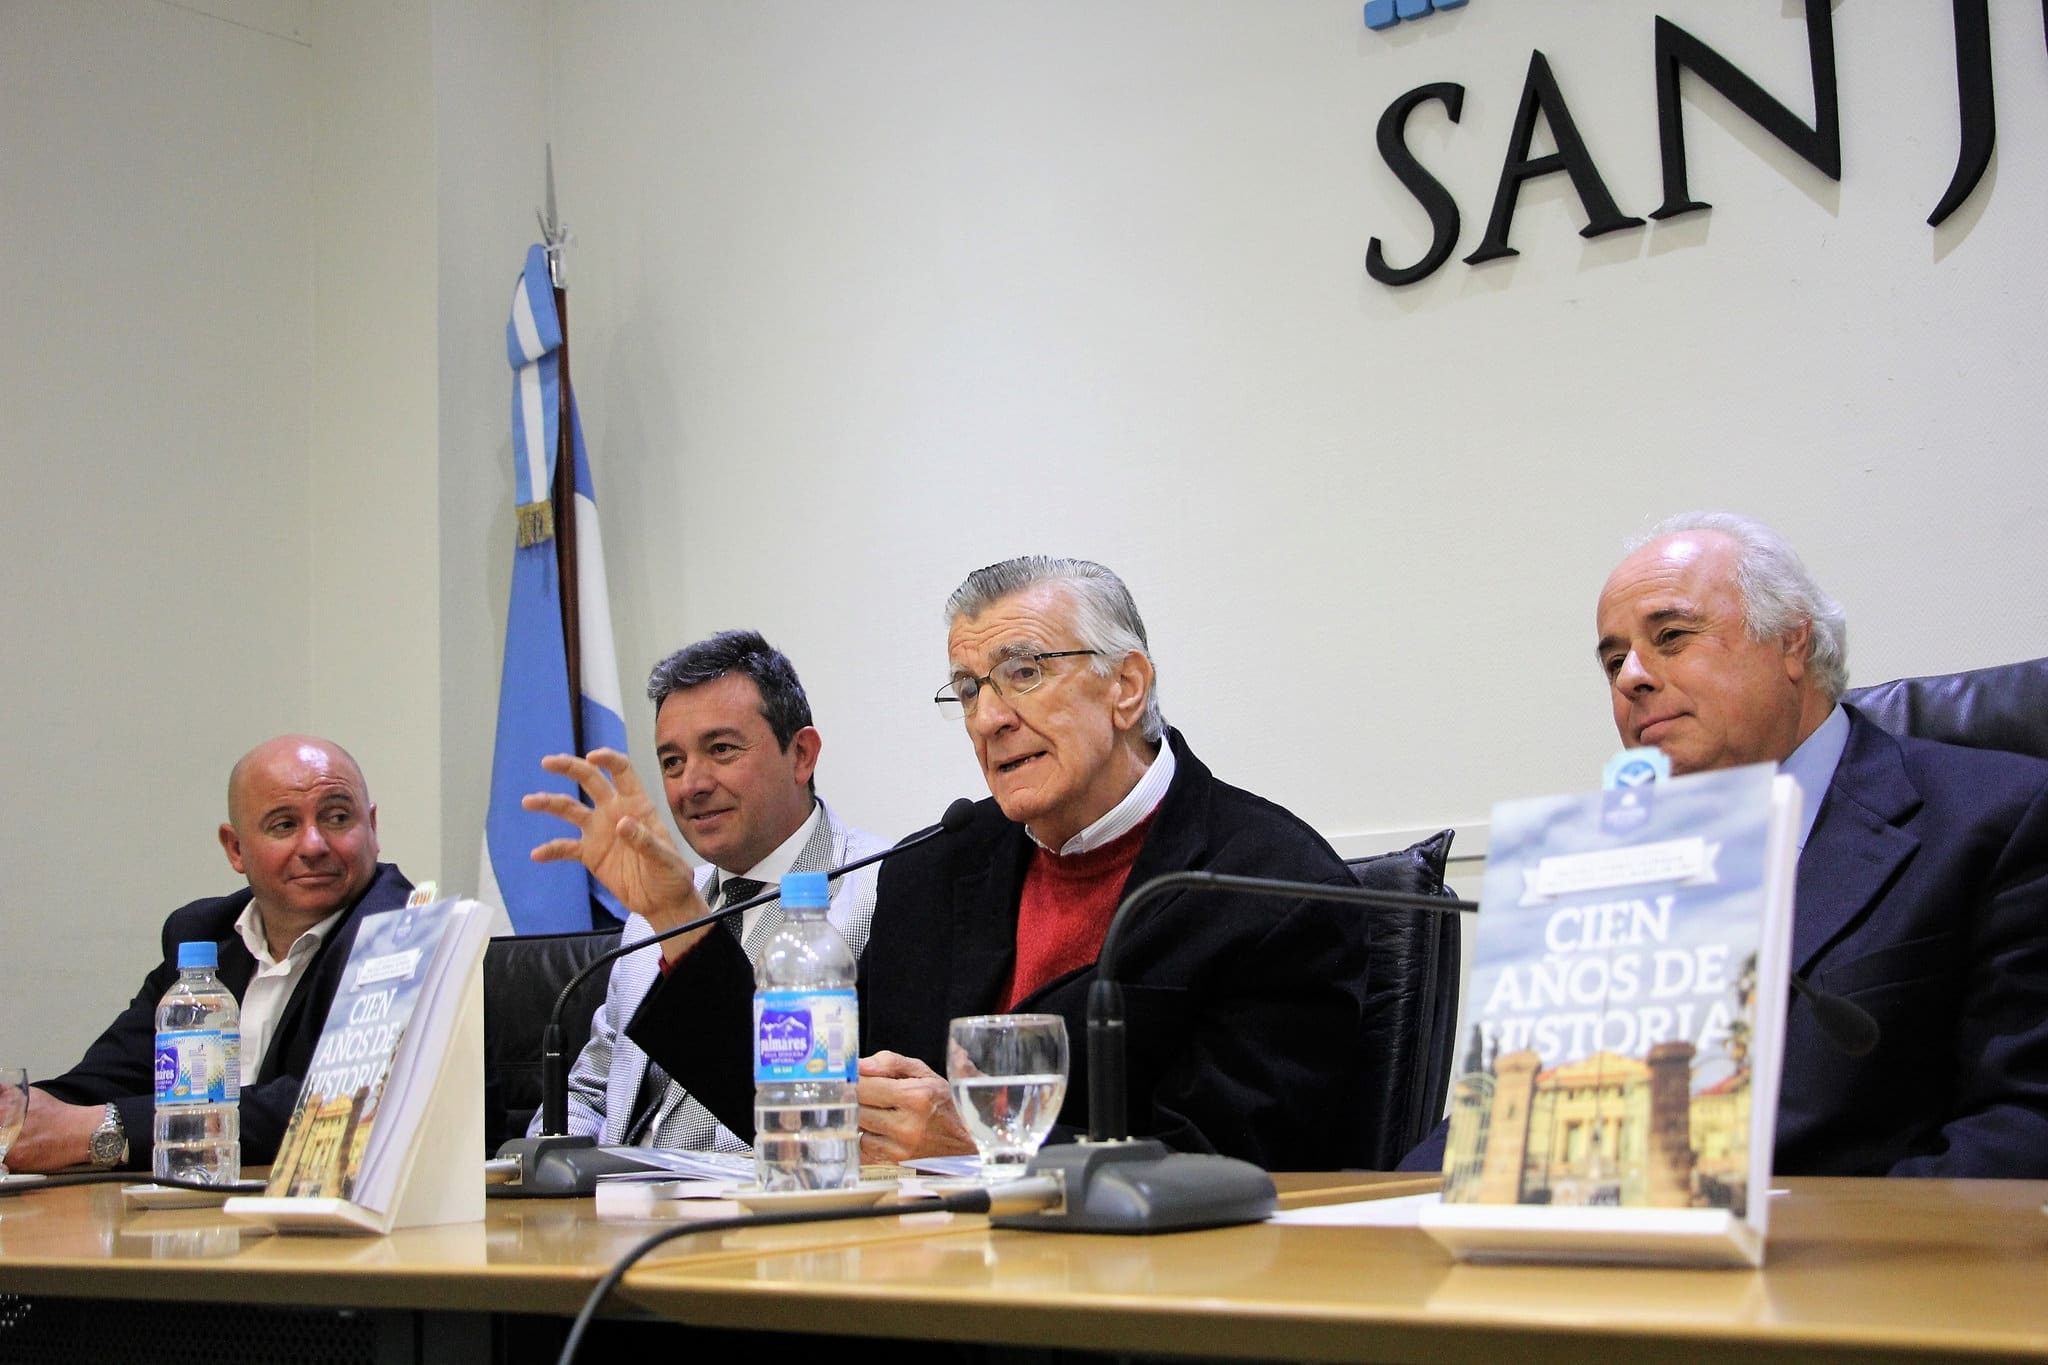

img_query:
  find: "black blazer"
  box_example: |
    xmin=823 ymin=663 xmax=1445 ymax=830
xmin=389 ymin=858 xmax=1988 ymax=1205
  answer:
xmin=631 ymin=731 xmax=1382 ymax=1170
xmin=37 ymin=862 xmax=415 ymax=1169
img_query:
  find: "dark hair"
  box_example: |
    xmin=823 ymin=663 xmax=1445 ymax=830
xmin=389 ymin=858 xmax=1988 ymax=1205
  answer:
xmin=646 ymin=630 xmax=815 ymax=748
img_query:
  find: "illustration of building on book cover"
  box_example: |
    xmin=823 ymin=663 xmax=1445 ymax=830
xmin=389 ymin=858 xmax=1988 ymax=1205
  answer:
xmin=1440 ymin=762 xmax=1789 ymax=1216
xmin=265 ymin=898 xmax=460 ymax=1200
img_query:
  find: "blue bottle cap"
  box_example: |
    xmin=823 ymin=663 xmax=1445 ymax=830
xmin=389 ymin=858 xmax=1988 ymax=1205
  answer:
xmin=177 ymin=940 xmax=218 ymax=970
xmin=780 ymin=870 xmax=830 ymax=909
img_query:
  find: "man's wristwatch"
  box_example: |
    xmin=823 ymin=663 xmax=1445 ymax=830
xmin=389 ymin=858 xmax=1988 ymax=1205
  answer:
xmin=88 ymin=1102 xmax=128 ymax=1169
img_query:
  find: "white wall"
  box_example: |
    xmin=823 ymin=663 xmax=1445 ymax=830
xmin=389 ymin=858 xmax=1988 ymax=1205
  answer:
xmin=8 ymin=0 xmax=2044 ymax=1085
xmin=0 ymin=0 xmax=455 ymax=1079
xmin=535 ymin=1 xmax=2048 ymax=876
xmin=307 ymin=0 xmax=444 ymax=890
xmin=1 ymin=0 xmax=317 ymax=1078
xmin=430 ymin=0 xmax=552 ymax=895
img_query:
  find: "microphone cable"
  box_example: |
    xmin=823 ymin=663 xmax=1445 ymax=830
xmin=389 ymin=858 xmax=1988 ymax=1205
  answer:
xmin=0 ymin=1169 xmax=266 ymax=1197
xmin=553 ymin=1176 xmax=1060 ymax=1365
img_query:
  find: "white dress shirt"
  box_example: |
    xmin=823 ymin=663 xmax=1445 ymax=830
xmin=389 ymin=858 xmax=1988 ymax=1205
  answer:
xmin=1033 ymin=738 xmax=1177 ymax=856
xmin=231 ymin=901 xmax=345 ymax=1087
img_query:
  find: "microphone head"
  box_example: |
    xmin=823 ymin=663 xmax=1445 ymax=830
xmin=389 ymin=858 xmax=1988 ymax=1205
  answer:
xmin=1809 ymin=991 xmax=1881 ymax=1058
xmin=940 ymin=797 xmax=978 ymax=831
xmin=1790 ymin=972 xmax=1882 ymax=1058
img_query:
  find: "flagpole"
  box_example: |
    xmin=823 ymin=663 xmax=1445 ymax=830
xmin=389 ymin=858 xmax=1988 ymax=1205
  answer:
xmin=487 ymin=157 xmax=631 ymax=933
xmin=541 ymin=147 xmax=586 ymax=759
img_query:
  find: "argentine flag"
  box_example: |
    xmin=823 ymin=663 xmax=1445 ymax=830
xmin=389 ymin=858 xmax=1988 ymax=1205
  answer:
xmin=480 ymin=244 xmax=629 ymax=933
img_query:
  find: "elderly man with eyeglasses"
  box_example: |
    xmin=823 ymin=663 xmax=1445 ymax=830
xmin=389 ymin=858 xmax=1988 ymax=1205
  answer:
xmin=540 ymin=557 xmax=1380 ymax=1172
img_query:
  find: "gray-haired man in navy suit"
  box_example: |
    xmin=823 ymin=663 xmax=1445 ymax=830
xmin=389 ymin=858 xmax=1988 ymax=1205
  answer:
xmin=1590 ymin=511 xmax=2048 ymax=1176
xmin=1408 ymin=513 xmax=2048 ymax=1179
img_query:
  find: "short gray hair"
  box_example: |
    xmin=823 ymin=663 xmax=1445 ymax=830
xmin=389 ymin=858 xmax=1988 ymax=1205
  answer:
xmin=1627 ymin=511 xmax=1849 ymax=702
xmin=944 ymin=556 xmax=1167 ymax=742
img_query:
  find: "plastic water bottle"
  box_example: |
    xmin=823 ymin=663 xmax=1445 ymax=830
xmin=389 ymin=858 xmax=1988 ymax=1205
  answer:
xmin=153 ymin=941 xmax=241 ymax=1184
xmin=752 ymin=870 xmax=859 ymax=1191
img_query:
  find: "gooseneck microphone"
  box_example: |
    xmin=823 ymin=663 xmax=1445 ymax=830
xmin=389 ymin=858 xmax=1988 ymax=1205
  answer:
xmin=992 ymin=869 xmax=1477 ymax=1235
xmin=1787 ymin=972 xmax=1880 ymax=1057
xmin=990 ymin=868 xmax=1880 ymax=1234
xmin=494 ymin=798 xmax=978 ymax=1196
xmin=1089 ymin=872 xmax=1477 ymax=1146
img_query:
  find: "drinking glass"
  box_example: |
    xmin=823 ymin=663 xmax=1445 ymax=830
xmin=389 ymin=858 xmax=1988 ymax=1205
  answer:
xmin=0 ymin=1067 xmax=27 ymax=1175
xmin=946 ymin=1014 xmax=1068 ymax=1182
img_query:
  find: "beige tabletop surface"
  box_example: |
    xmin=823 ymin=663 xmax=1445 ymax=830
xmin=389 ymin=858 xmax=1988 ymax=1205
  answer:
xmin=0 ymin=1168 xmax=1424 ymax=1319
xmin=617 ymin=1177 xmax=2048 ymax=1364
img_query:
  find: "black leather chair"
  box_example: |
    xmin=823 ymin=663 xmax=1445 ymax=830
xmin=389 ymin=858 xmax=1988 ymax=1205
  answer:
xmin=1346 ymin=828 xmax=1464 ymax=1171
xmin=481 ymin=926 xmax=621 ymax=1152
xmin=1842 ymin=656 xmax=2048 ymax=759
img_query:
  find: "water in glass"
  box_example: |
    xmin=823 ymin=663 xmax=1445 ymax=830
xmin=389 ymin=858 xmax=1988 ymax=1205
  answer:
xmin=946 ymin=1014 xmax=1068 ymax=1181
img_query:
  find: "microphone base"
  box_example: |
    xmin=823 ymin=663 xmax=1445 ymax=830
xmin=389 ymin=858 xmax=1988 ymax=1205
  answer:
xmin=490 ymin=1134 xmax=670 ymax=1197
xmin=990 ymin=1138 xmax=1277 ymax=1234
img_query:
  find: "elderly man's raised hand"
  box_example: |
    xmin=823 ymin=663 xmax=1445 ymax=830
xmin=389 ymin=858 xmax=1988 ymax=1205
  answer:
xmin=523 ymin=748 xmax=711 ymax=950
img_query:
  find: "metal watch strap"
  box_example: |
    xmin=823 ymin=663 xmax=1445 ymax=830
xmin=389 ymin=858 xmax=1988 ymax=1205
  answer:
xmin=89 ymin=1101 xmax=127 ymax=1169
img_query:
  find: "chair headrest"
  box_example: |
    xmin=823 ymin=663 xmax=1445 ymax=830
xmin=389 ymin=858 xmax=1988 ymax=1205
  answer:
xmin=1842 ymin=657 xmax=2048 ymax=761
xmin=1345 ymin=828 xmax=1456 ymax=898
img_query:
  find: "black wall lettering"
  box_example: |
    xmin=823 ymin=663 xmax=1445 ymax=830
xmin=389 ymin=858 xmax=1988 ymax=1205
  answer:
xmin=1464 ymin=51 xmax=1643 ymax=266
xmin=1367 ymin=82 xmax=1468 ymax=287
xmin=1650 ymin=0 xmax=1841 ymax=220
xmin=1929 ymin=0 xmax=1993 ymax=227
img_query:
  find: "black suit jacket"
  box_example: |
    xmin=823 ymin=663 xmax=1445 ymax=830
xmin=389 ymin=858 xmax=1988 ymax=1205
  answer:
xmin=1403 ymin=706 xmax=2048 ymax=1178
xmin=630 ymin=731 xmax=1381 ymax=1170
xmin=37 ymin=862 xmax=415 ymax=1169
xmin=1777 ymin=706 xmax=2048 ymax=1176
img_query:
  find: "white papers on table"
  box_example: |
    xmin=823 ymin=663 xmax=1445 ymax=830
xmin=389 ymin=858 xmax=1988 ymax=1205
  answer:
xmin=595 ymin=1147 xmax=756 ymax=1181
xmin=1269 ymin=1192 xmax=1441 ymax=1227
xmin=593 ymin=1169 xmax=743 ymax=1220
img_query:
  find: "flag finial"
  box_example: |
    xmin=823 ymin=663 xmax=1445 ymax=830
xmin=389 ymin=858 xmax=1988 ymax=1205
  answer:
xmin=537 ymin=143 xmax=572 ymax=288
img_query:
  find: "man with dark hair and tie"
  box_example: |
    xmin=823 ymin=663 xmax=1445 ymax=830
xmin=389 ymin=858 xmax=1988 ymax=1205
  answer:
xmin=534 ymin=558 xmax=1380 ymax=1172
xmin=525 ymin=630 xmax=886 ymax=1151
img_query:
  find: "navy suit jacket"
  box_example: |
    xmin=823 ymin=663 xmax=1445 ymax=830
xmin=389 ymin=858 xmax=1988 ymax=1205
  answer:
xmin=1402 ymin=707 xmax=2048 ymax=1177
xmin=37 ymin=862 xmax=415 ymax=1169
xmin=1778 ymin=706 xmax=2048 ymax=1175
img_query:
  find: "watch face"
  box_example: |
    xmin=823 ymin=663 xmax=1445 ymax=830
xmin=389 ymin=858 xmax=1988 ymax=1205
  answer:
xmin=91 ymin=1114 xmax=125 ymax=1166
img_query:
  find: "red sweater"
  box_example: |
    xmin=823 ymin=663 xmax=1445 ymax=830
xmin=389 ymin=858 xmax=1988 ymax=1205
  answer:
xmin=1005 ymin=815 xmax=1155 ymax=1008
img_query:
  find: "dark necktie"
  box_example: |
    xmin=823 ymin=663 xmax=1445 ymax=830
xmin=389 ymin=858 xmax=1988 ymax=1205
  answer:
xmin=719 ymin=876 xmax=769 ymax=955
xmin=719 ymin=877 xmax=767 ymax=915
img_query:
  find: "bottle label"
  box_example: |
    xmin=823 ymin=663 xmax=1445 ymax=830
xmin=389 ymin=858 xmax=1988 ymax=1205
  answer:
xmin=154 ymin=1029 xmax=241 ymax=1106
xmin=753 ymin=989 xmax=858 ymax=1083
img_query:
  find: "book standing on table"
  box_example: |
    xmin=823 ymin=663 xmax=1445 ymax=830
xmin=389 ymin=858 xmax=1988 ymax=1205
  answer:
xmin=1421 ymin=760 xmax=1798 ymax=1267
xmin=227 ymin=894 xmax=491 ymax=1233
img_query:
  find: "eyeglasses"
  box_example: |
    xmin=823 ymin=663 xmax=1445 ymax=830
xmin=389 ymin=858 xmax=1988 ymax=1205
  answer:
xmin=934 ymin=651 xmax=1099 ymax=716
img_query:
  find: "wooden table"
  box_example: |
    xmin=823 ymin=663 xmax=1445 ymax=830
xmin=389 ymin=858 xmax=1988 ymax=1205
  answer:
xmin=4 ymin=1173 xmax=2044 ymax=1363
xmin=0 ymin=1171 xmax=1414 ymax=1361
xmin=617 ymin=1177 xmax=2048 ymax=1363
xmin=0 ymin=1171 xmax=1406 ymax=1313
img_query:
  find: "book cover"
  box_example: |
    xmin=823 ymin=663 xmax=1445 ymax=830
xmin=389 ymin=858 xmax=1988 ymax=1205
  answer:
xmin=265 ymin=898 xmax=463 ymax=1201
xmin=1439 ymin=761 xmax=1794 ymax=1223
